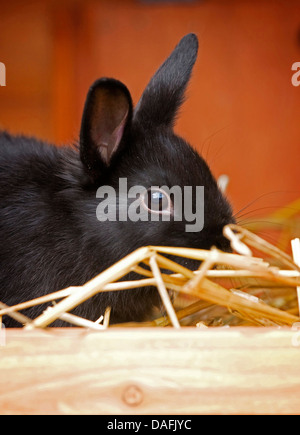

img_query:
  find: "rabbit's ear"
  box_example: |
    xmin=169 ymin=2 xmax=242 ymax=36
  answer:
xmin=80 ymin=78 xmax=132 ymax=178
xmin=134 ymin=33 xmax=198 ymax=129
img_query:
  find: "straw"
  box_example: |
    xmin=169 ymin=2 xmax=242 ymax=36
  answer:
xmin=291 ymin=238 xmax=300 ymax=315
xmin=149 ymin=255 xmax=180 ymax=328
xmin=1 ymin=224 xmax=299 ymax=329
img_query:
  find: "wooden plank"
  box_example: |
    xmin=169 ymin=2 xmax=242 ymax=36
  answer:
xmin=0 ymin=327 xmax=300 ymax=415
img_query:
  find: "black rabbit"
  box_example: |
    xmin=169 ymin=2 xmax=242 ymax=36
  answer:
xmin=0 ymin=34 xmax=234 ymax=327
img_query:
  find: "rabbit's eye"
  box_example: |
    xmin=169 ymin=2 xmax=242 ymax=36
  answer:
xmin=143 ymin=188 xmax=171 ymax=214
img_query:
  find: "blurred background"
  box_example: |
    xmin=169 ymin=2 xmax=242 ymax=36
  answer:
xmin=0 ymin=0 xmax=299 ymax=248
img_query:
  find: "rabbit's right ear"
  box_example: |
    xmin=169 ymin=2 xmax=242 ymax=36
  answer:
xmin=80 ymin=78 xmax=133 ymax=180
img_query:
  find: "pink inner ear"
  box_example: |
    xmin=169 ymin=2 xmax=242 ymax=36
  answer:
xmin=97 ymin=109 xmax=128 ymax=165
xmin=109 ymin=109 xmax=128 ymax=154
xmin=99 ymin=142 xmax=109 ymax=163
xmin=91 ymin=88 xmax=129 ymax=166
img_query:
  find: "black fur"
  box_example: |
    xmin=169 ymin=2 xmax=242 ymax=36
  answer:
xmin=0 ymin=34 xmax=234 ymax=327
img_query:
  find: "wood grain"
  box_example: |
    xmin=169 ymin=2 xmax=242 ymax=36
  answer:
xmin=0 ymin=327 xmax=300 ymax=415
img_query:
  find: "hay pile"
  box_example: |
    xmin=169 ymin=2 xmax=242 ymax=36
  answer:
xmin=1 ymin=218 xmax=300 ymax=329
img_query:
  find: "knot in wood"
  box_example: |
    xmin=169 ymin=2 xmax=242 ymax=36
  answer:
xmin=122 ymin=385 xmax=143 ymax=407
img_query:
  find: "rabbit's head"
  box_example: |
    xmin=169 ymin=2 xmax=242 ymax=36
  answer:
xmin=79 ymin=34 xmax=234 ymax=261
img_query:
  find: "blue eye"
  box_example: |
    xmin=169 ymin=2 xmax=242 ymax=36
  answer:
xmin=144 ymin=188 xmax=170 ymax=213
xmin=152 ymin=191 xmax=164 ymax=203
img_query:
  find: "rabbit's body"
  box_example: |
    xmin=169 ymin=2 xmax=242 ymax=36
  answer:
xmin=0 ymin=34 xmax=234 ymax=327
xmin=0 ymin=133 xmax=160 ymax=325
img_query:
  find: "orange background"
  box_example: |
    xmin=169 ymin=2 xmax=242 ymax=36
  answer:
xmin=0 ymin=0 xmax=299 ymax=220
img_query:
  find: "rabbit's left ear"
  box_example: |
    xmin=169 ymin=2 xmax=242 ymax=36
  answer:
xmin=80 ymin=78 xmax=133 ymax=179
xmin=134 ymin=33 xmax=198 ymax=130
